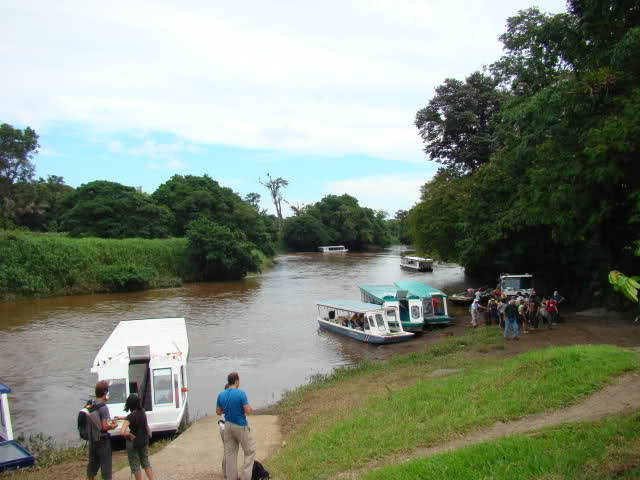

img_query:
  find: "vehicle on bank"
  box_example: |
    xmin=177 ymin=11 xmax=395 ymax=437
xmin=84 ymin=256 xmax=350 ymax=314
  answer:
xmin=90 ymin=318 xmax=190 ymax=436
xmin=318 ymin=245 xmax=349 ymax=253
xmin=497 ymin=273 xmax=535 ymax=297
xmin=358 ymin=285 xmax=425 ymax=332
xmin=400 ymin=256 xmax=433 ymax=272
xmin=394 ymin=281 xmax=450 ymax=325
xmin=0 ymin=383 xmax=35 ymax=472
xmin=316 ymin=300 xmax=414 ymax=344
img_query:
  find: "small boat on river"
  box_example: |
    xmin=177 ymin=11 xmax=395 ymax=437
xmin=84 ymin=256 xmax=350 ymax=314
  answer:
xmin=318 ymin=245 xmax=349 ymax=253
xmin=400 ymin=256 xmax=433 ymax=272
xmin=316 ymin=300 xmax=414 ymax=344
xmin=0 ymin=383 xmax=35 ymax=472
xmin=449 ymin=287 xmax=493 ymax=305
xmin=358 ymin=285 xmax=425 ymax=332
xmin=90 ymin=318 xmax=190 ymax=436
xmin=394 ymin=281 xmax=451 ymax=326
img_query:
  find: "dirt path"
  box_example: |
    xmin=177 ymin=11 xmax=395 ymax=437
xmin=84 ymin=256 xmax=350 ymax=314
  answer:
xmin=112 ymin=415 xmax=281 ymax=480
xmin=339 ymin=371 xmax=640 ymax=478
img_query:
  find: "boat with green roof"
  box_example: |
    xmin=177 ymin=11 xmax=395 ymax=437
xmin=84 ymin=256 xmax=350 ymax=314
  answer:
xmin=358 ymin=284 xmax=425 ymax=332
xmin=394 ymin=281 xmax=450 ymax=325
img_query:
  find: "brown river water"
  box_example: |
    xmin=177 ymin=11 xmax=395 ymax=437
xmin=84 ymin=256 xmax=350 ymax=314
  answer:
xmin=0 ymin=247 xmax=472 ymax=441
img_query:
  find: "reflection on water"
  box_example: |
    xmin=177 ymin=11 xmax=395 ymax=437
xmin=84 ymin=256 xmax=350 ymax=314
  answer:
xmin=0 ymin=247 xmax=470 ymax=439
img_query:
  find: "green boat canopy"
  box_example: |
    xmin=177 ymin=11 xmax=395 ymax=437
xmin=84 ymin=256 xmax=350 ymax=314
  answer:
xmin=359 ymin=284 xmax=420 ymax=301
xmin=394 ymin=281 xmax=448 ymax=298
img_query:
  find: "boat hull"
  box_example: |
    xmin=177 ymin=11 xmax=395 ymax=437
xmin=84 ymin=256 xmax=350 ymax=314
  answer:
xmin=425 ymin=315 xmax=451 ymax=326
xmin=318 ymin=319 xmax=413 ymax=344
xmin=400 ymin=264 xmax=433 ymax=272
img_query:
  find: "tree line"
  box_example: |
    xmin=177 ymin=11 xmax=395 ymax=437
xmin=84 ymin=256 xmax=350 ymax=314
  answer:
xmin=406 ymin=0 xmax=640 ymax=298
xmin=0 ymin=123 xmax=404 ymax=286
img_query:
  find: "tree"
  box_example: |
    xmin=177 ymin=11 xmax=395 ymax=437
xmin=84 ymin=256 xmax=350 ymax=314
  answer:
xmin=0 ymin=124 xmax=40 ymax=222
xmin=259 ymin=174 xmax=288 ymax=223
xmin=10 ymin=175 xmax=74 ymax=231
xmin=415 ymin=72 xmax=504 ymax=174
xmin=243 ymin=192 xmax=261 ymax=210
xmin=60 ymin=180 xmax=172 ymax=238
xmin=153 ymin=175 xmax=276 ymax=254
xmin=186 ymin=217 xmax=261 ymax=280
xmin=282 ymin=214 xmax=330 ymax=251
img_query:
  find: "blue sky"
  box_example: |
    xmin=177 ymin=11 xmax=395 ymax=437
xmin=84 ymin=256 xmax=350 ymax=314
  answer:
xmin=2 ymin=0 xmax=568 ymax=215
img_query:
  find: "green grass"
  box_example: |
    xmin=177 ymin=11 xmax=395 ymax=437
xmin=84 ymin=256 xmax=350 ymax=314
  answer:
xmin=363 ymin=412 xmax=640 ymax=479
xmin=0 ymin=230 xmax=194 ymax=297
xmin=270 ymin=344 xmax=640 ymax=479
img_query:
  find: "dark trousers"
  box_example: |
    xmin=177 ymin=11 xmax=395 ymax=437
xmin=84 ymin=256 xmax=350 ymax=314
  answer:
xmin=87 ymin=437 xmax=112 ymax=480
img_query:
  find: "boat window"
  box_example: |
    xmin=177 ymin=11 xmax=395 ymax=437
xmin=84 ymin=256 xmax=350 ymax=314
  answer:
xmin=375 ymin=314 xmax=385 ymax=331
xmin=423 ymin=299 xmax=434 ymax=316
xmin=502 ymin=277 xmax=533 ymax=290
xmin=153 ymin=368 xmax=174 ymax=405
xmin=433 ymin=296 xmax=445 ymax=315
xmin=105 ymin=378 xmax=127 ymax=404
xmin=411 ymin=305 xmax=421 ymax=319
xmin=386 ymin=310 xmax=399 ymax=328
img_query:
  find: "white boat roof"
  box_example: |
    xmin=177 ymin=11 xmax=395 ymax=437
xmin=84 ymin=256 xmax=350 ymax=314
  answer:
xmin=92 ymin=318 xmax=188 ymax=370
xmin=403 ymin=256 xmax=433 ymax=261
xmin=317 ymin=300 xmax=385 ymax=314
xmin=319 ymin=245 xmax=346 ymax=248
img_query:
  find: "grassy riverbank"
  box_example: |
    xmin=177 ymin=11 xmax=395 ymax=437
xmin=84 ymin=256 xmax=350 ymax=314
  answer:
xmin=364 ymin=412 xmax=640 ymax=479
xmin=0 ymin=230 xmax=271 ymax=298
xmin=270 ymin=329 xmax=640 ymax=479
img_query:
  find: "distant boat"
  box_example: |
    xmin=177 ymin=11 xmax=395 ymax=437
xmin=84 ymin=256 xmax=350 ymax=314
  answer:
xmin=0 ymin=383 xmax=35 ymax=472
xmin=318 ymin=245 xmax=349 ymax=253
xmin=497 ymin=273 xmax=535 ymax=297
xmin=316 ymin=300 xmax=414 ymax=344
xmin=394 ymin=281 xmax=451 ymax=326
xmin=358 ymin=284 xmax=425 ymax=332
xmin=400 ymin=256 xmax=433 ymax=272
xmin=90 ymin=318 xmax=190 ymax=436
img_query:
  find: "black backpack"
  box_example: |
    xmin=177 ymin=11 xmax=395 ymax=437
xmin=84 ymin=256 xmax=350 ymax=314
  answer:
xmin=252 ymin=460 xmax=270 ymax=480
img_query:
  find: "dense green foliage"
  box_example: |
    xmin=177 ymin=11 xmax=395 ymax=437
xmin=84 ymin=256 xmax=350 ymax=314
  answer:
xmin=364 ymin=413 xmax=640 ymax=480
xmin=282 ymin=194 xmax=392 ymax=251
xmin=186 ymin=217 xmax=262 ymax=280
xmin=272 ymin=343 xmax=639 ymax=479
xmin=409 ymin=2 xmax=640 ymax=294
xmin=0 ymin=231 xmax=195 ymax=297
xmin=60 ymin=180 xmax=173 ymax=238
xmin=152 ymin=174 xmax=277 ymax=255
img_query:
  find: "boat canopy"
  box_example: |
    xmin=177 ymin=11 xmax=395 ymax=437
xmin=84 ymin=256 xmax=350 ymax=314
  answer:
xmin=394 ymin=281 xmax=447 ymax=298
xmin=92 ymin=318 xmax=189 ymax=373
xmin=359 ymin=285 xmax=419 ymax=301
xmin=402 ymin=256 xmax=433 ymax=262
xmin=316 ymin=300 xmax=384 ymax=314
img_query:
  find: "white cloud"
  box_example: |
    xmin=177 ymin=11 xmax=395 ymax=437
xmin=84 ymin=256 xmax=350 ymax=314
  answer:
xmin=1 ymin=0 xmax=568 ymax=162
xmin=38 ymin=147 xmax=63 ymax=157
xmin=166 ymin=159 xmax=187 ymax=169
xmin=326 ymin=174 xmax=434 ymax=214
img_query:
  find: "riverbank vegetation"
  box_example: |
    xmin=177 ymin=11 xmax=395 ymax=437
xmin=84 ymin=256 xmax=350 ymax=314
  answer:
xmin=406 ymin=1 xmax=640 ymax=300
xmin=270 ymin=328 xmax=640 ymax=479
xmin=364 ymin=412 xmax=640 ymax=479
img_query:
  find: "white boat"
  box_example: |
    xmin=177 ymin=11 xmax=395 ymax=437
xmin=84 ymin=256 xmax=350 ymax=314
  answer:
xmin=0 ymin=383 xmax=34 ymax=471
xmin=318 ymin=245 xmax=349 ymax=253
xmin=316 ymin=300 xmax=414 ymax=344
xmin=400 ymin=256 xmax=433 ymax=271
xmin=90 ymin=318 xmax=189 ymax=436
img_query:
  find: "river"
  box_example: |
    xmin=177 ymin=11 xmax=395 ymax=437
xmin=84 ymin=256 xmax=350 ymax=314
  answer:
xmin=0 ymin=247 xmax=472 ymax=441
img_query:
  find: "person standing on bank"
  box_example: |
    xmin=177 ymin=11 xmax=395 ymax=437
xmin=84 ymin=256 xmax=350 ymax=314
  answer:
xmin=119 ymin=393 xmax=153 ymax=480
xmin=216 ymin=372 xmax=256 ymax=480
xmin=87 ymin=380 xmax=117 ymax=480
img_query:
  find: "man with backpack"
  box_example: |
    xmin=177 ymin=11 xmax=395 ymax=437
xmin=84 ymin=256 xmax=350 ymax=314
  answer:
xmin=85 ymin=380 xmax=117 ymax=480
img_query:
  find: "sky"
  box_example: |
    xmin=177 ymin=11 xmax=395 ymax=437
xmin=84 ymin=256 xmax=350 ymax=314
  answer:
xmin=2 ymin=0 xmax=568 ymax=216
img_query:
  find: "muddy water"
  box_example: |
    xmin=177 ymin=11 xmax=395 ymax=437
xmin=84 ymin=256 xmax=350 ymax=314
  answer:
xmin=0 ymin=247 xmax=471 ymax=440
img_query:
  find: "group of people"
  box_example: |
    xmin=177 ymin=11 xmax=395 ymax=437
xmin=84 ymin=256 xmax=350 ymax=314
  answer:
xmin=86 ymin=372 xmax=257 ymax=480
xmin=86 ymin=380 xmax=153 ymax=480
xmin=469 ymin=291 xmax=565 ymax=340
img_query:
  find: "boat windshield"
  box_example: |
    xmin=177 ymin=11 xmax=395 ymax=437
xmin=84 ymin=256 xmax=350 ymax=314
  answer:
xmin=153 ymin=368 xmax=174 ymax=405
xmin=386 ymin=310 xmax=399 ymax=328
xmin=411 ymin=305 xmax=421 ymax=319
xmin=375 ymin=314 xmax=385 ymax=331
xmin=503 ymin=277 xmax=533 ymax=290
xmin=432 ymin=296 xmax=445 ymax=315
xmin=105 ymin=378 xmax=127 ymax=404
